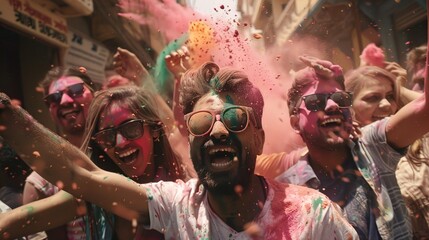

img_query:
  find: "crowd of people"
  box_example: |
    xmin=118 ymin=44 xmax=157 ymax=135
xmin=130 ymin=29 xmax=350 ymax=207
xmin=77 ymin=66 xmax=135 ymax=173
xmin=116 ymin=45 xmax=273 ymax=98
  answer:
xmin=0 ymin=3 xmax=429 ymax=240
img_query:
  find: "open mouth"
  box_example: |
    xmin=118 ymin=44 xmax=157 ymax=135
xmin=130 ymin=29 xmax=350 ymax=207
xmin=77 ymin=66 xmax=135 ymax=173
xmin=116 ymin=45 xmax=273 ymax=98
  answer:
xmin=116 ymin=148 xmax=139 ymax=165
xmin=207 ymin=147 xmax=238 ymax=171
xmin=320 ymin=118 xmax=342 ymax=128
xmin=60 ymin=108 xmax=81 ymax=120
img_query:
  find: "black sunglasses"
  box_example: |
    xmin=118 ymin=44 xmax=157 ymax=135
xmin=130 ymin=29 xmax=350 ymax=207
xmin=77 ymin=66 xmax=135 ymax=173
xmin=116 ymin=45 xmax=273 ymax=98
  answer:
xmin=300 ymin=92 xmax=353 ymax=112
xmin=93 ymin=119 xmax=146 ymax=149
xmin=184 ymin=105 xmax=255 ymax=137
xmin=44 ymin=83 xmax=85 ymax=106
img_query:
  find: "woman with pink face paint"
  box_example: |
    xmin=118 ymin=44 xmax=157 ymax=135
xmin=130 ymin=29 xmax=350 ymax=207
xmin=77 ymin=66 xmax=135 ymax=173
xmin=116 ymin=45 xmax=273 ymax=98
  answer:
xmin=0 ymin=86 xmax=194 ymax=240
xmin=78 ymin=86 xmax=194 ymax=240
xmin=0 ymin=48 xmax=194 ymax=239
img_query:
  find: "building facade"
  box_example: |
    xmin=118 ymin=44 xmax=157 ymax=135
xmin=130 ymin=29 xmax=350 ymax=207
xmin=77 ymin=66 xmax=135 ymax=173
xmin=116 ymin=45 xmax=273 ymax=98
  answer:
xmin=237 ymin=0 xmax=427 ymax=74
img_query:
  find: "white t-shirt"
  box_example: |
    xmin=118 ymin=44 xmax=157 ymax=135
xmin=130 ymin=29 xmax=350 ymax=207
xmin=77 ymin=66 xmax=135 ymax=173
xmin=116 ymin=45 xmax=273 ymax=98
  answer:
xmin=144 ymin=178 xmax=358 ymax=239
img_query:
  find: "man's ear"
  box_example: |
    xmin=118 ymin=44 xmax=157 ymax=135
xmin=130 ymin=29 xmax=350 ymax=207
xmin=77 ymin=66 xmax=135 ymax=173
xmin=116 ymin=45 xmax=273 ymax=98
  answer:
xmin=254 ymin=128 xmax=265 ymax=155
xmin=290 ymin=115 xmax=301 ymax=134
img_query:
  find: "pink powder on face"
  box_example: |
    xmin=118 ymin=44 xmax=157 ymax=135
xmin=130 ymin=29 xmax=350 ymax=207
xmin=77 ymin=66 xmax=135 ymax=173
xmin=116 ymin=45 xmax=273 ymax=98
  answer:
xmin=360 ymin=43 xmax=385 ymax=68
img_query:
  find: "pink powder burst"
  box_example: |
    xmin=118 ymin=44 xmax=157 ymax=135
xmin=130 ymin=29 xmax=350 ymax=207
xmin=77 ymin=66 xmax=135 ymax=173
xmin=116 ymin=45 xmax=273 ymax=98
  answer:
xmin=360 ymin=43 xmax=385 ymax=68
xmin=119 ymin=0 xmax=309 ymax=154
xmin=118 ymin=0 xmax=200 ymax=41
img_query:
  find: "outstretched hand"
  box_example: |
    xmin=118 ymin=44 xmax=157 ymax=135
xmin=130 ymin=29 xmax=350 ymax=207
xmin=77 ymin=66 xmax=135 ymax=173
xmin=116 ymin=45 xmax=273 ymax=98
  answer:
xmin=299 ymin=55 xmax=344 ymax=81
xmin=165 ymin=45 xmax=191 ymax=79
xmin=113 ymin=47 xmax=149 ymax=86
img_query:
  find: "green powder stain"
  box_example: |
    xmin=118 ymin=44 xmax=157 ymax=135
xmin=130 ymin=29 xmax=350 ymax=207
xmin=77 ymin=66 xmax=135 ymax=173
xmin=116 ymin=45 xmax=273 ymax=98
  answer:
xmin=209 ymin=76 xmax=220 ymax=93
xmin=312 ymin=197 xmax=323 ymax=222
xmin=22 ymin=206 xmax=35 ymax=217
xmin=224 ymin=95 xmax=235 ymax=105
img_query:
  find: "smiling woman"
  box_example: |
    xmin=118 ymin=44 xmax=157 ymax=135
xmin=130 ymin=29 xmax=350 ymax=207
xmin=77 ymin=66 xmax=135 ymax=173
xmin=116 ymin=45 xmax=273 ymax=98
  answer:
xmin=345 ymin=66 xmax=399 ymax=126
xmin=344 ymin=63 xmax=429 ymax=238
xmin=79 ymin=85 xmax=193 ymax=239
xmin=81 ymin=85 xmax=191 ymax=183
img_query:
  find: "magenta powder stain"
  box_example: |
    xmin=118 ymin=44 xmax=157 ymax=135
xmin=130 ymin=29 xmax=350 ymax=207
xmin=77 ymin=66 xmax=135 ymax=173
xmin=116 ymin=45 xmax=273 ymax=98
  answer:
xmin=360 ymin=43 xmax=385 ymax=68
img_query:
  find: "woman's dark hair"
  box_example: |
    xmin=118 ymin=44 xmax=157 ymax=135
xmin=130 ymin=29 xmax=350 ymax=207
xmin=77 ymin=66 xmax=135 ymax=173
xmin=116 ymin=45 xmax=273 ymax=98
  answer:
xmin=81 ymin=86 xmax=187 ymax=182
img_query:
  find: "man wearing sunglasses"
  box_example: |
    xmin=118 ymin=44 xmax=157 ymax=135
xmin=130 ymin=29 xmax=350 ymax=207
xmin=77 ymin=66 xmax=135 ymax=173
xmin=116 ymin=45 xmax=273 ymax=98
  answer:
xmin=0 ymin=62 xmax=358 ymax=239
xmin=21 ymin=66 xmax=96 ymax=240
xmin=265 ymin=53 xmax=429 ymax=239
xmin=40 ymin=66 xmax=96 ymax=147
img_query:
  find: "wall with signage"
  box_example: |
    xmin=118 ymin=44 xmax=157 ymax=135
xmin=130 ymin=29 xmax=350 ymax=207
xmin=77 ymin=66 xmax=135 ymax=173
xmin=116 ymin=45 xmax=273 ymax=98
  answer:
xmin=64 ymin=31 xmax=110 ymax=84
xmin=0 ymin=0 xmax=69 ymax=48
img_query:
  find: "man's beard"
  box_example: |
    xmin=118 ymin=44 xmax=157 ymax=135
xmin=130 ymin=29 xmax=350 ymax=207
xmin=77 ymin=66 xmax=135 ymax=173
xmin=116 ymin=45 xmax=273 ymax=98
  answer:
xmin=194 ymin=159 xmax=252 ymax=195
xmin=302 ymin=129 xmax=347 ymax=151
xmin=62 ymin=123 xmax=84 ymax=135
xmin=302 ymin=111 xmax=353 ymax=150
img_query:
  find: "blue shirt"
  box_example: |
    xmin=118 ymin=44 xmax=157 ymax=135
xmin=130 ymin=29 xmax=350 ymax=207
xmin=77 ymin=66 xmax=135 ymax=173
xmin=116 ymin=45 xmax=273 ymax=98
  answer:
xmin=276 ymin=118 xmax=412 ymax=240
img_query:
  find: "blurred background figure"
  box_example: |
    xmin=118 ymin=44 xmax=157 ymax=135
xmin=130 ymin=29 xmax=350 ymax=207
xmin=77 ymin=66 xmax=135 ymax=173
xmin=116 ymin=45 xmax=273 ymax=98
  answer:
xmin=406 ymin=44 xmax=427 ymax=92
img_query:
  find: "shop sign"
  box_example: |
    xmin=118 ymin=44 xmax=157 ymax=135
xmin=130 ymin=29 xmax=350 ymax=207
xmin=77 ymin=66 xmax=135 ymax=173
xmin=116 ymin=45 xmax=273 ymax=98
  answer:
xmin=0 ymin=0 xmax=69 ymax=48
xmin=64 ymin=31 xmax=109 ymax=84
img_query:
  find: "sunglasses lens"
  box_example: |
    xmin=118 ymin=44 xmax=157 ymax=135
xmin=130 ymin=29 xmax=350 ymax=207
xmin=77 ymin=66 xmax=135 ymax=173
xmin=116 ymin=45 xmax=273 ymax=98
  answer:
xmin=68 ymin=83 xmax=85 ymax=97
xmin=331 ymin=92 xmax=352 ymax=107
xmin=304 ymin=94 xmax=326 ymax=111
xmin=44 ymin=83 xmax=85 ymax=106
xmin=94 ymin=130 xmax=115 ymax=149
xmin=44 ymin=92 xmax=62 ymax=106
xmin=188 ymin=111 xmax=214 ymax=136
xmin=223 ymin=107 xmax=248 ymax=132
xmin=119 ymin=121 xmax=144 ymax=140
xmin=94 ymin=120 xmax=144 ymax=149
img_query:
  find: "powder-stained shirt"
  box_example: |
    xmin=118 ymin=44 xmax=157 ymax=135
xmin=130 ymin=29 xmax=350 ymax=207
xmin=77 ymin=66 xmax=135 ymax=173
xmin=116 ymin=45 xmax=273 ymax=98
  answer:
xmin=144 ymin=178 xmax=358 ymax=240
xmin=275 ymin=118 xmax=412 ymax=240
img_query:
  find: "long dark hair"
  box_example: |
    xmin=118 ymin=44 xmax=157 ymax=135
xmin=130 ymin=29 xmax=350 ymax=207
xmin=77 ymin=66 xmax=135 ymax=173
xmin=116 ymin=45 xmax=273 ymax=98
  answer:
xmin=81 ymin=86 xmax=187 ymax=182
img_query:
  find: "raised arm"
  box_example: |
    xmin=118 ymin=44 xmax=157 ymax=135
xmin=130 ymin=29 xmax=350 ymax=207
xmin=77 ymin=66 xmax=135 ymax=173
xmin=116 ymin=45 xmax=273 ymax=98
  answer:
xmin=385 ymin=2 xmax=429 ymax=148
xmin=0 ymin=95 xmax=149 ymax=223
xmin=113 ymin=47 xmax=150 ymax=87
xmin=113 ymin=48 xmax=177 ymax=135
xmin=0 ymin=191 xmax=81 ymax=238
